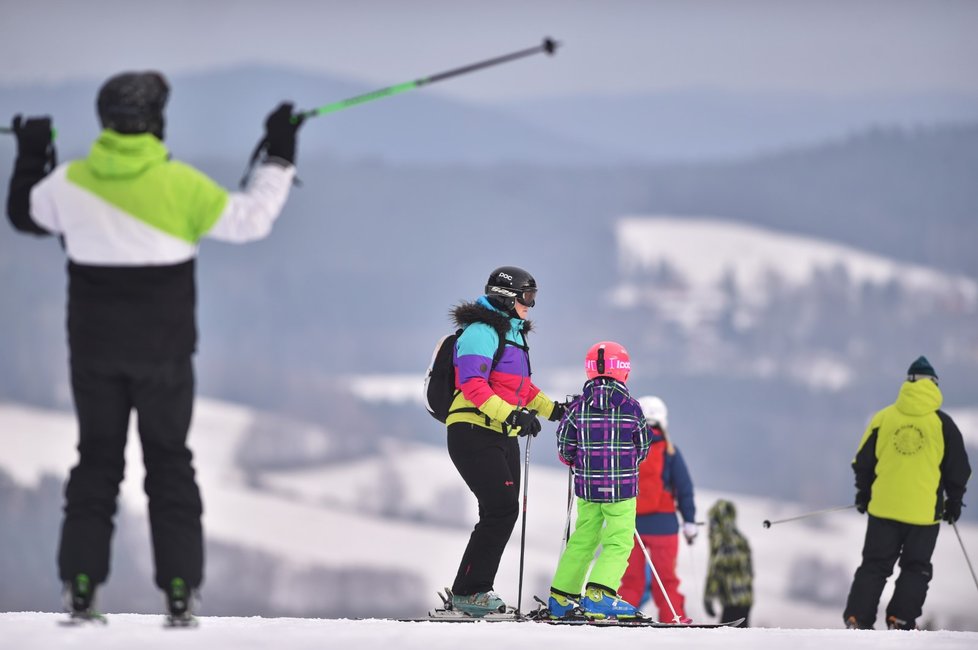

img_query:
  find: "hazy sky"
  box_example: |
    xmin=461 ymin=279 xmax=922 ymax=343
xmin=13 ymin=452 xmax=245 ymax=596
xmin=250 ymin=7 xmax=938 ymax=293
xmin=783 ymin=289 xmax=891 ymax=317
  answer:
xmin=2 ymin=0 xmax=976 ymax=102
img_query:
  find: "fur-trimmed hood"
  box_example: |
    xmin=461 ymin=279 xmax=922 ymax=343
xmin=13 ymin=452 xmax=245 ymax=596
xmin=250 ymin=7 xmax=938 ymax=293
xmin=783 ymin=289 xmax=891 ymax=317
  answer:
xmin=450 ymin=298 xmax=533 ymax=337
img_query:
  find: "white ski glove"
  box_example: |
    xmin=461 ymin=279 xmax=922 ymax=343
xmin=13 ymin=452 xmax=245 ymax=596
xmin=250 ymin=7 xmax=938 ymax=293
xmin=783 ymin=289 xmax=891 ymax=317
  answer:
xmin=682 ymin=522 xmax=698 ymax=545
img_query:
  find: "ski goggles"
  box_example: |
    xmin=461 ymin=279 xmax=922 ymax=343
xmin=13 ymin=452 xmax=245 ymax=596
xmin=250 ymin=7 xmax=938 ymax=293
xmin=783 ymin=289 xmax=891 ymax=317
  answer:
xmin=517 ymin=289 xmax=537 ymax=308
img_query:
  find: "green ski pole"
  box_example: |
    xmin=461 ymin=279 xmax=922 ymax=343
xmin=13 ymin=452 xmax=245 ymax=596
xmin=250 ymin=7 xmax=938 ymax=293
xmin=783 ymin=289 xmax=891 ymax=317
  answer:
xmin=296 ymin=37 xmax=559 ymax=122
xmin=240 ymin=37 xmax=560 ymax=186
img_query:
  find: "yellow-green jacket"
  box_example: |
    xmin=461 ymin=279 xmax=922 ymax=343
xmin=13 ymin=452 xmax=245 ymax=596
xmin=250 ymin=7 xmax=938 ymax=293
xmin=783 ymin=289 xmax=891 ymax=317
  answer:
xmin=853 ymin=379 xmax=971 ymax=525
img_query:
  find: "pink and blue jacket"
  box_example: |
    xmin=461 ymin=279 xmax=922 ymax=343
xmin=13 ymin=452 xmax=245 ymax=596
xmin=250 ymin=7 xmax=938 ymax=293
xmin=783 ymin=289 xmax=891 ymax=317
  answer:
xmin=446 ymin=297 xmax=556 ymax=435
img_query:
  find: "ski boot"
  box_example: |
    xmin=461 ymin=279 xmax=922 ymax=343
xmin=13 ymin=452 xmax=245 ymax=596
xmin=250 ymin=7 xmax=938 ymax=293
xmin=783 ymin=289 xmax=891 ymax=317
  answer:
xmin=886 ymin=615 xmax=915 ymax=631
xmin=164 ymin=577 xmax=199 ymax=627
xmin=450 ymin=591 xmax=507 ymax=617
xmin=580 ymin=585 xmax=638 ymax=620
xmin=546 ymin=590 xmax=579 ymax=619
xmin=63 ymin=573 xmax=107 ymax=624
xmin=845 ymin=615 xmax=873 ymax=630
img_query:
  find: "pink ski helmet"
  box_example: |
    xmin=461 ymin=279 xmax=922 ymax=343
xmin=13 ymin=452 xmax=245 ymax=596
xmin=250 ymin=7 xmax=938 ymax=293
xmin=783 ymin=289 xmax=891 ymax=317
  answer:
xmin=585 ymin=341 xmax=631 ymax=383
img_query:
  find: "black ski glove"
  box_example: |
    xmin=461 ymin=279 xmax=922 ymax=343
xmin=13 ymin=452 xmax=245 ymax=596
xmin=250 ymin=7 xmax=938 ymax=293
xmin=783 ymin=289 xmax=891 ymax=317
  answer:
xmin=506 ymin=408 xmax=541 ymax=437
xmin=548 ymin=401 xmax=565 ymax=422
xmin=943 ymin=499 xmax=962 ymax=524
xmin=264 ymin=102 xmax=303 ymax=165
xmin=12 ymin=115 xmax=56 ymax=172
xmin=855 ymin=489 xmax=869 ymax=514
xmin=703 ymin=598 xmax=716 ymax=618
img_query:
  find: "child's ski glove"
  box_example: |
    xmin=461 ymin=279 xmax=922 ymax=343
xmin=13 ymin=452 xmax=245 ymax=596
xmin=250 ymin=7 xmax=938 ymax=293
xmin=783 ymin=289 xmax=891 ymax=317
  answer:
xmin=548 ymin=401 xmax=565 ymax=422
xmin=682 ymin=522 xmax=698 ymax=545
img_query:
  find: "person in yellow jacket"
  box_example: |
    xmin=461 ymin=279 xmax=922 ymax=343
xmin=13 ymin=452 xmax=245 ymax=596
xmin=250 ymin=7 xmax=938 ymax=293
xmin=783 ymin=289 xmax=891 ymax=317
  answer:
xmin=843 ymin=356 xmax=971 ymax=630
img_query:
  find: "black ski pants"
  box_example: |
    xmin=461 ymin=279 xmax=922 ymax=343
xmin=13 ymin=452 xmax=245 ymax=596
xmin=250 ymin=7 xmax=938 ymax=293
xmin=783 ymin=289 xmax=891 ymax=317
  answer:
xmin=447 ymin=422 xmax=521 ymax=596
xmin=58 ymin=356 xmax=203 ymax=591
xmin=843 ymin=514 xmax=939 ymax=629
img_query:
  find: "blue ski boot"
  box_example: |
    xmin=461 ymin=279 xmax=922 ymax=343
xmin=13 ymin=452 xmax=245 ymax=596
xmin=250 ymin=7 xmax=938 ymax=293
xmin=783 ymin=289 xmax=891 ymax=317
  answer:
xmin=581 ymin=585 xmax=638 ymax=619
xmin=547 ymin=591 xmax=578 ymax=619
xmin=451 ymin=591 xmax=506 ymax=617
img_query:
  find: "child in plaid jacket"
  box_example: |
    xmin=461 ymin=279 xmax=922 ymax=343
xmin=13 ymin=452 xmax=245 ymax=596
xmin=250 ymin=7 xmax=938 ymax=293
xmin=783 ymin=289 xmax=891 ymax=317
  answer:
xmin=547 ymin=341 xmax=651 ymax=619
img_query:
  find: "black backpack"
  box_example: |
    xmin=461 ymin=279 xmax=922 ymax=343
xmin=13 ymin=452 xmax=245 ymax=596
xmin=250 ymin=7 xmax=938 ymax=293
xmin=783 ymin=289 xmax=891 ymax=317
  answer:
xmin=424 ymin=327 xmax=520 ymax=423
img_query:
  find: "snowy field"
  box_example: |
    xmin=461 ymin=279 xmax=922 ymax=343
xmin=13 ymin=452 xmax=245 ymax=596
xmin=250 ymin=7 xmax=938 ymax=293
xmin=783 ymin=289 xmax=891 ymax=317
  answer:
xmin=3 ymin=397 xmax=977 ymax=631
xmin=2 ymin=611 xmax=977 ymax=650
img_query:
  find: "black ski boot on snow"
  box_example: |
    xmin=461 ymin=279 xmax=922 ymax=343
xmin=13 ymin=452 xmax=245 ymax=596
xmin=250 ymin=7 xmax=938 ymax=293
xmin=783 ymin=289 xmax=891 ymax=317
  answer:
xmin=63 ymin=573 xmax=107 ymax=624
xmin=164 ymin=577 xmax=198 ymax=628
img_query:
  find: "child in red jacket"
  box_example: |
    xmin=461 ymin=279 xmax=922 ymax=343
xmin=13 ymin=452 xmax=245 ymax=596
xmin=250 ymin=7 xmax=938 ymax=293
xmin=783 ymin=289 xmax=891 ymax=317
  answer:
xmin=618 ymin=396 xmax=698 ymax=623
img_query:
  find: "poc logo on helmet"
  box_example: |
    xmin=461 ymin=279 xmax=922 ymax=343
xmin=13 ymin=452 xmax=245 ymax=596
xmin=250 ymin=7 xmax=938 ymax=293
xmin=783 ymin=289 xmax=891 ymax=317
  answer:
xmin=497 ymin=272 xmax=514 ymax=281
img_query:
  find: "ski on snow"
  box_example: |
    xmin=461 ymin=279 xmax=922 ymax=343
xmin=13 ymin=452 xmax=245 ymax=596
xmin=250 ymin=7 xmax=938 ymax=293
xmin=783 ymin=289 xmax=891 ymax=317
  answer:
xmin=393 ymin=590 xmax=744 ymax=628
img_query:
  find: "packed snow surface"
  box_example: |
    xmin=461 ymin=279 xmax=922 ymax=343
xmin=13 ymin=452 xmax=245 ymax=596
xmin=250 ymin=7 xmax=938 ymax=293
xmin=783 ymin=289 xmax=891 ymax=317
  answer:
xmin=3 ymin=612 xmax=977 ymax=650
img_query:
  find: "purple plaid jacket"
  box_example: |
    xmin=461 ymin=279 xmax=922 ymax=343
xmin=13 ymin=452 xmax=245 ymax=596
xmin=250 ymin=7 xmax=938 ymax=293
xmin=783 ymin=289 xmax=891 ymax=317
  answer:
xmin=556 ymin=377 xmax=650 ymax=503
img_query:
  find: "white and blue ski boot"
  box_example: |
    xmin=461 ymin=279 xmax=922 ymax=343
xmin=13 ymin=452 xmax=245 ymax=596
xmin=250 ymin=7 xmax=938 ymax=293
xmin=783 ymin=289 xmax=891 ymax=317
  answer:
xmin=451 ymin=591 xmax=507 ymax=617
xmin=581 ymin=585 xmax=638 ymax=620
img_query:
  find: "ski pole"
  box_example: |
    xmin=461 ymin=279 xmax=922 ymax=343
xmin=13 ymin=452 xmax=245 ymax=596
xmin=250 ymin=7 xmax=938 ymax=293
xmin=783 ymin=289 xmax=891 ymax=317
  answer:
xmin=762 ymin=504 xmax=856 ymax=528
xmin=516 ymin=431 xmax=534 ymax=617
xmin=562 ymin=466 xmax=574 ymax=551
xmin=951 ymin=522 xmax=978 ymax=595
xmin=297 ymin=37 xmax=559 ymax=122
xmin=239 ymin=37 xmax=561 ymax=186
xmin=634 ymin=530 xmax=683 ymax=625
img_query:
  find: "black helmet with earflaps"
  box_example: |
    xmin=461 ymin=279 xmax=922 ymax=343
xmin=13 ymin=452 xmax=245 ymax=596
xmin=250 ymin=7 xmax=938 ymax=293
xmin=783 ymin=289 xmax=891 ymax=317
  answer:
xmin=97 ymin=71 xmax=170 ymax=140
xmin=485 ymin=266 xmax=537 ymax=312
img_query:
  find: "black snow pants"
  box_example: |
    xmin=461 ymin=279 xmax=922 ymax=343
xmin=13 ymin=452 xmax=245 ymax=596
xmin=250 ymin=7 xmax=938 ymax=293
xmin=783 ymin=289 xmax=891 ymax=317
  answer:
xmin=447 ymin=422 xmax=521 ymax=596
xmin=58 ymin=355 xmax=204 ymax=591
xmin=843 ymin=514 xmax=939 ymax=629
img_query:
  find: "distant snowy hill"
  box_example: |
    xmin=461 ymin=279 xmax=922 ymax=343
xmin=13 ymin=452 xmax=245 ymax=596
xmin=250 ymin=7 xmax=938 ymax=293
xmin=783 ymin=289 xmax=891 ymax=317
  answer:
xmin=3 ymin=398 xmax=976 ymax=631
xmin=605 ymin=215 xmax=977 ymax=393
xmin=614 ymin=216 xmax=977 ymax=321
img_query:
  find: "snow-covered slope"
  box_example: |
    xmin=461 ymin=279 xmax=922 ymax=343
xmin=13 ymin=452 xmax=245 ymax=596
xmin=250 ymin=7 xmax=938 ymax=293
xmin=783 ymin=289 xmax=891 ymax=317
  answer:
xmin=612 ymin=216 xmax=978 ymax=329
xmin=3 ymin=398 xmax=977 ymax=631
xmin=3 ymin=611 xmax=977 ymax=650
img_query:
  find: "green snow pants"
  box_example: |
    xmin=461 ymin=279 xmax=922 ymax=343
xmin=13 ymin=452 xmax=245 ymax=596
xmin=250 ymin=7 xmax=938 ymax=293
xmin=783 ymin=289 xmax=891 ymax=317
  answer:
xmin=551 ymin=497 xmax=637 ymax=595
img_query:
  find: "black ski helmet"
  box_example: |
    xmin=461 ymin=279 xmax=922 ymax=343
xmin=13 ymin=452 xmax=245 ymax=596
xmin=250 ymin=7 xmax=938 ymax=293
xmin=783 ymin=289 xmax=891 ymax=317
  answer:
xmin=97 ymin=71 xmax=169 ymax=139
xmin=485 ymin=266 xmax=537 ymax=311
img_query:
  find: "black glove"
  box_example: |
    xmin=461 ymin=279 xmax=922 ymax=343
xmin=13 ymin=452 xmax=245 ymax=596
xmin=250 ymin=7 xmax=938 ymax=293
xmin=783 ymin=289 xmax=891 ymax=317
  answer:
xmin=12 ymin=115 xmax=56 ymax=171
xmin=264 ymin=102 xmax=303 ymax=165
xmin=855 ymin=489 xmax=869 ymax=514
xmin=506 ymin=408 xmax=541 ymax=437
xmin=943 ymin=500 xmax=962 ymax=524
xmin=548 ymin=401 xmax=565 ymax=422
xmin=703 ymin=599 xmax=716 ymax=618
